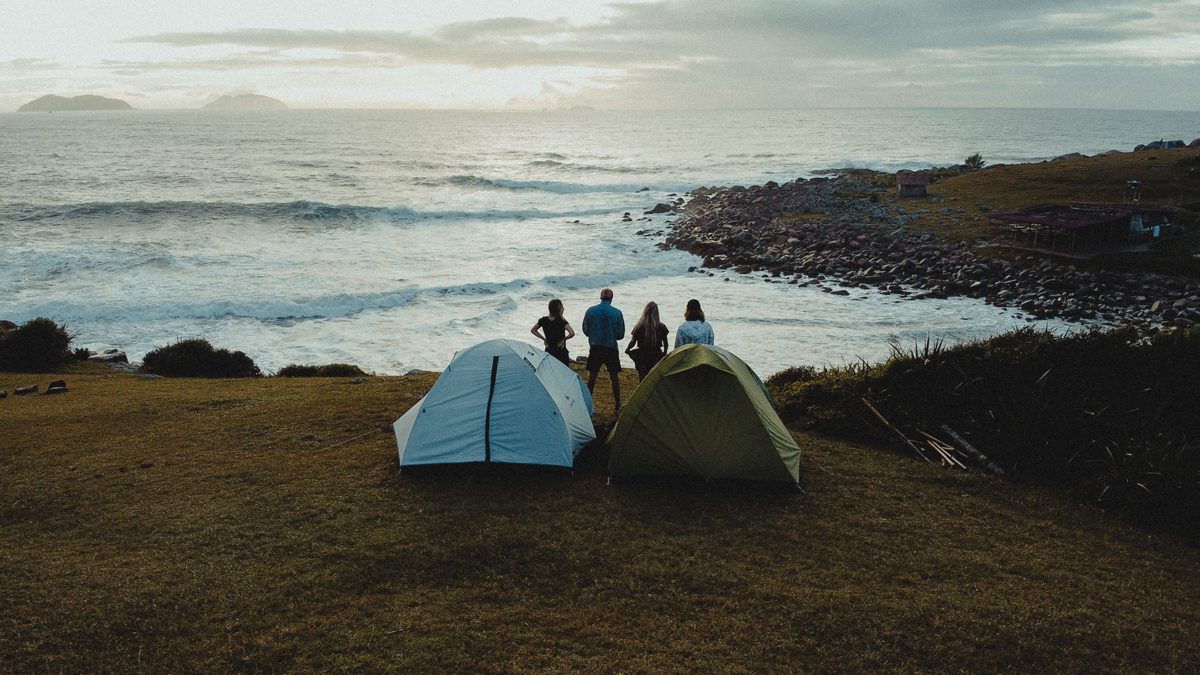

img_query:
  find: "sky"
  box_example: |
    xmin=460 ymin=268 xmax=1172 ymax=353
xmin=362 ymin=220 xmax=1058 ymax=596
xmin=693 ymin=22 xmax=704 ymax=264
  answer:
xmin=2 ymin=0 xmax=1200 ymax=111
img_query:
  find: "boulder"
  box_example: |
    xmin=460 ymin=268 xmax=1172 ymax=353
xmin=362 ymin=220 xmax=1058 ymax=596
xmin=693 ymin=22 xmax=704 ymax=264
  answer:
xmin=88 ymin=349 xmax=128 ymax=364
xmin=644 ymin=203 xmax=674 ymax=214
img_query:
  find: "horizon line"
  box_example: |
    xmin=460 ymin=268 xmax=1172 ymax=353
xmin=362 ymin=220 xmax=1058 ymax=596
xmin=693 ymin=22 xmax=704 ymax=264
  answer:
xmin=7 ymin=104 xmax=1200 ymax=115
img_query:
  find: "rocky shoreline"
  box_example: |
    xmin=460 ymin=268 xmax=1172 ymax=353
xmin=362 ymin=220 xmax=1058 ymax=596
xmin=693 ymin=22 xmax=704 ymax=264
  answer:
xmin=655 ymin=173 xmax=1200 ymax=329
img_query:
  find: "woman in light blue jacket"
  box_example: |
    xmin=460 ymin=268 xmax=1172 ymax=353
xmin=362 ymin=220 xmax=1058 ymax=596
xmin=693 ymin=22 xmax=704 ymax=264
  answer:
xmin=674 ymin=298 xmax=714 ymax=347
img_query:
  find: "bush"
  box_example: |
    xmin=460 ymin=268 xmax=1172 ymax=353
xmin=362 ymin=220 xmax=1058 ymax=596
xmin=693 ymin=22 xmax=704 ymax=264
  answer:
xmin=0 ymin=317 xmax=73 ymax=372
xmin=141 ymin=339 xmax=261 ymax=378
xmin=275 ymin=363 xmax=367 ymax=377
xmin=767 ymin=327 xmax=1200 ymax=533
xmin=963 ymin=153 xmax=986 ymax=170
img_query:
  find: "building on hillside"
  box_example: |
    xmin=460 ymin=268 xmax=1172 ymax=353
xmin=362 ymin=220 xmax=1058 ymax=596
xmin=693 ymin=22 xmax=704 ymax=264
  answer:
xmin=896 ymin=172 xmax=929 ymax=198
xmin=990 ymin=202 xmax=1174 ymax=253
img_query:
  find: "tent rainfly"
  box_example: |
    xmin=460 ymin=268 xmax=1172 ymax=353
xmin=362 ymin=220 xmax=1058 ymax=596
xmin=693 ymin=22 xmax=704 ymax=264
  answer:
xmin=394 ymin=339 xmax=595 ymax=469
xmin=607 ymin=344 xmax=800 ymax=483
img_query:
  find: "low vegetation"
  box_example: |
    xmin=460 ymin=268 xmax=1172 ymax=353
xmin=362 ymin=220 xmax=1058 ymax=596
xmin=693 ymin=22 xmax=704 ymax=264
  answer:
xmin=0 ymin=317 xmax=74 ymax=372
xmin=141 ymin=338 xmax=261 ymax=378
xmin=768 ymin=326 xmax=1200 ymax=534
xmin=275 ymin=362 xmax=368 ymax=377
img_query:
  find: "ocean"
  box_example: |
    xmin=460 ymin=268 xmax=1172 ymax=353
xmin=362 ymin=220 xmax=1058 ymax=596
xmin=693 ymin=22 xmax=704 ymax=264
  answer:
xmin=2 ymin=107 xmax=1197 ymax=375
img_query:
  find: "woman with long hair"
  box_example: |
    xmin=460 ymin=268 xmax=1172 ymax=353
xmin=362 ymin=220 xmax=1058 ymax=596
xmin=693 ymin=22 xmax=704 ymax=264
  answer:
xmin=531 ymin=298 xmax=575 ymax=366
xmin=674 ymin=298 xmax=714 ymax=348
xmin=624 ymin=300 xmax=670 ymax=381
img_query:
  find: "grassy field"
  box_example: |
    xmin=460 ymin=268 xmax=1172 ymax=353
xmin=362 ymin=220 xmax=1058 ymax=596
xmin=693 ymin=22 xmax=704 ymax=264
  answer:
xmin=3 ymin=367 xmax=1200 ymax=672
xmin=880 ymin=146 xmax=1200 ymax=255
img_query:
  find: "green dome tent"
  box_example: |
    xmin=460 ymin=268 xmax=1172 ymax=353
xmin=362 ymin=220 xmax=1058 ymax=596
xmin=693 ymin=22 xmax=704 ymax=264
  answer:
xmin=607 ymin=344 xmax=801 ymax=483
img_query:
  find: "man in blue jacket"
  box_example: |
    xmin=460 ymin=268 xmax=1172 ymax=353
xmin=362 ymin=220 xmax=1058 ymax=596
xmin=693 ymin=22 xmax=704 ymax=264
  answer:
xmin=581 ymin=288 xmax=626 ymax=410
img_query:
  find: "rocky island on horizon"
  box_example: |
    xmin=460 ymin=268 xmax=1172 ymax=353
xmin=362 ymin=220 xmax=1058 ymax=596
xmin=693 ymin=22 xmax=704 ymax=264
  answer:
xmin=17 ymin=94 xmax=134 ymax=112
xmin=202 ymin=94 xmax=288 ymax=110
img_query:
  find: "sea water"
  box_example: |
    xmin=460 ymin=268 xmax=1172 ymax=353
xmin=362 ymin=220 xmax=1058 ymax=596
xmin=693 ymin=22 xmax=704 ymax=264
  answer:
xmin=2 ymin=108 xmax=1197 ymax=375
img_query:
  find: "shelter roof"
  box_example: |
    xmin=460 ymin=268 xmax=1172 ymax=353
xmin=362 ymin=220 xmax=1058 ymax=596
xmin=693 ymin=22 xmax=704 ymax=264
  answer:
xmin=991 ymin=203 xmax=1129 ymax=230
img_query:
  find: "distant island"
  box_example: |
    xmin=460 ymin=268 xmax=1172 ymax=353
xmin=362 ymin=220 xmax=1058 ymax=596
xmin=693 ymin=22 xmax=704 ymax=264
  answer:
xmin=203 ymin=94 xmax=287 ymax=110
xmin=17 ymin=94 xmax=133 ymax=112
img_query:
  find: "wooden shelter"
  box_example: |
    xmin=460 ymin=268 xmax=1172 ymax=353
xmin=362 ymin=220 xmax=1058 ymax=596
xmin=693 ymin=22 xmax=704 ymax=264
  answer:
xmin=991 ymin=203 xmax=1173 ymax=253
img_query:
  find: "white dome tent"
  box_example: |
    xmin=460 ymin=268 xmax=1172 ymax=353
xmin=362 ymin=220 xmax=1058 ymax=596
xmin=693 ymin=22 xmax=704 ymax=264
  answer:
xmin=393 ymin=339 xmax=596 ymax=469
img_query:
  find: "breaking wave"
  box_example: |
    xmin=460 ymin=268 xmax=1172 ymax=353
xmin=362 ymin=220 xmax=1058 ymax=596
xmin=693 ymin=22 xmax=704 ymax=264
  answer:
xmin=0 ymin=200 xmax=625 ymax=225
xmin=426 ymin=175 xmax=676 ymax=194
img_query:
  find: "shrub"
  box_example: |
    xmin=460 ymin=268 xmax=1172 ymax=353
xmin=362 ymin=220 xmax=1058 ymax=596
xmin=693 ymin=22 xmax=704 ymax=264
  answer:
xmin=275 ymin=363 xmax=367 ymax=377
xmin=767 ymin=326 xmax=1200 ymax=533
xmin=141 ymin=339 xmax=261 ymax=378
xmin=963 ymin=153 xmax=986 ymax=170
xmin=0 ymin=317 xmax=73 ymax=372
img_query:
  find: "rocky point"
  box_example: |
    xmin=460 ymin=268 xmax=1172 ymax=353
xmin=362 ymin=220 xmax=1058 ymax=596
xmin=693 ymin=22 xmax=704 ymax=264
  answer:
xmin=653 ymin=173 xmax=1200 ymax=329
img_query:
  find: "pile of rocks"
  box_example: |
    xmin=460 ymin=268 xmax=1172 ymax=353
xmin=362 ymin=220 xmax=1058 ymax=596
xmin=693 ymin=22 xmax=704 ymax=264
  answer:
xmin=661 ymin=175 xmax=1200 ymax=329
xmin=1134 ymin=139 xmax=1200 ymax=152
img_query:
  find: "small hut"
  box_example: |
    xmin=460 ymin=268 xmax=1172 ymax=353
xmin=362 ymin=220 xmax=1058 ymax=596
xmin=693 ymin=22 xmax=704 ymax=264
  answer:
xmin=896 ymin=172 xmax=929 ymax=198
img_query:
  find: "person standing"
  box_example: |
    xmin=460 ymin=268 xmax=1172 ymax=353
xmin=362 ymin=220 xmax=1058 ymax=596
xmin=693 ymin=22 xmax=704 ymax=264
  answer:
xmin=581 ymin=288 xmax=625 ymax=409
xmin=625 ymin=301 xmax=669 ymax=381
xmin=531 ymin=298 xmax=575 ymax=366
xmin=674 ymin=298 xmax=714 ymax=348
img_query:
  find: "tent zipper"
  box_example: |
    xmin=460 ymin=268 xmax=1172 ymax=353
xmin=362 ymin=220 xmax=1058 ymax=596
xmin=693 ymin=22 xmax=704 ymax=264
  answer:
xmin=483 ymin=355 xmax=499 ymax=462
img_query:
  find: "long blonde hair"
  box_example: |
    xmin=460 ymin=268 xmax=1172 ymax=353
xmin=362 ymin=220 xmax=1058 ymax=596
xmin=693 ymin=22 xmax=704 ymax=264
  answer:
xmin=633 ymin=301 xmax=660 ymax=346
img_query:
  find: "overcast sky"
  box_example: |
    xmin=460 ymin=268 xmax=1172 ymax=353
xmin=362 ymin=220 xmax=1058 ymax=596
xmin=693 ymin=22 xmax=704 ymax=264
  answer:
xmin=3 ymin=0 xmax=1200 ymax=111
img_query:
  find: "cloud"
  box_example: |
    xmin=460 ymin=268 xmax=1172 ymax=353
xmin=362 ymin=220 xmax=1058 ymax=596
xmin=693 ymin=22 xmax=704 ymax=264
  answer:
xmin=122 ymin=1 xmax=1200 ymax=69
xmin=98 ymin=51 xmax=403 ymax=73
xmin=21 ymin=0 xmax=1200 ymax=109
xmin=0 ymin=58 xmax=60 ymax=71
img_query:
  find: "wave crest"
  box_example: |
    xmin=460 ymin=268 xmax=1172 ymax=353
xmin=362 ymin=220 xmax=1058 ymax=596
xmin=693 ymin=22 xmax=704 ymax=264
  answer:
xmin=0 ymin=200 xmax=625 ymax=225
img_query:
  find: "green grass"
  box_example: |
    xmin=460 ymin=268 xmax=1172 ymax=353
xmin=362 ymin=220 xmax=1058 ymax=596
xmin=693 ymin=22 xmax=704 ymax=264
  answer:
xmin=3 ymin=368 xmax=1200 ymax=671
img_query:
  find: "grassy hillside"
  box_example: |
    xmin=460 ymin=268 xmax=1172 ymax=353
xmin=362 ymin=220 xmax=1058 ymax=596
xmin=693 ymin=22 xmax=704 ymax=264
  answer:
xmin=3 ymin=368 xmax=1199 ymax=671
xmin=933 ymin=147 xmax=1200 ymax=213
xmin=878 ymin=146 xmax=1200 ymax=277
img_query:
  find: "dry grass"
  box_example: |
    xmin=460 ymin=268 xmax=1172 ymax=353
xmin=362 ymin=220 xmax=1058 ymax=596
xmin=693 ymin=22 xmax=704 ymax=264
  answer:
xmin=3 ymin=367 xmax=1200 ymax=672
